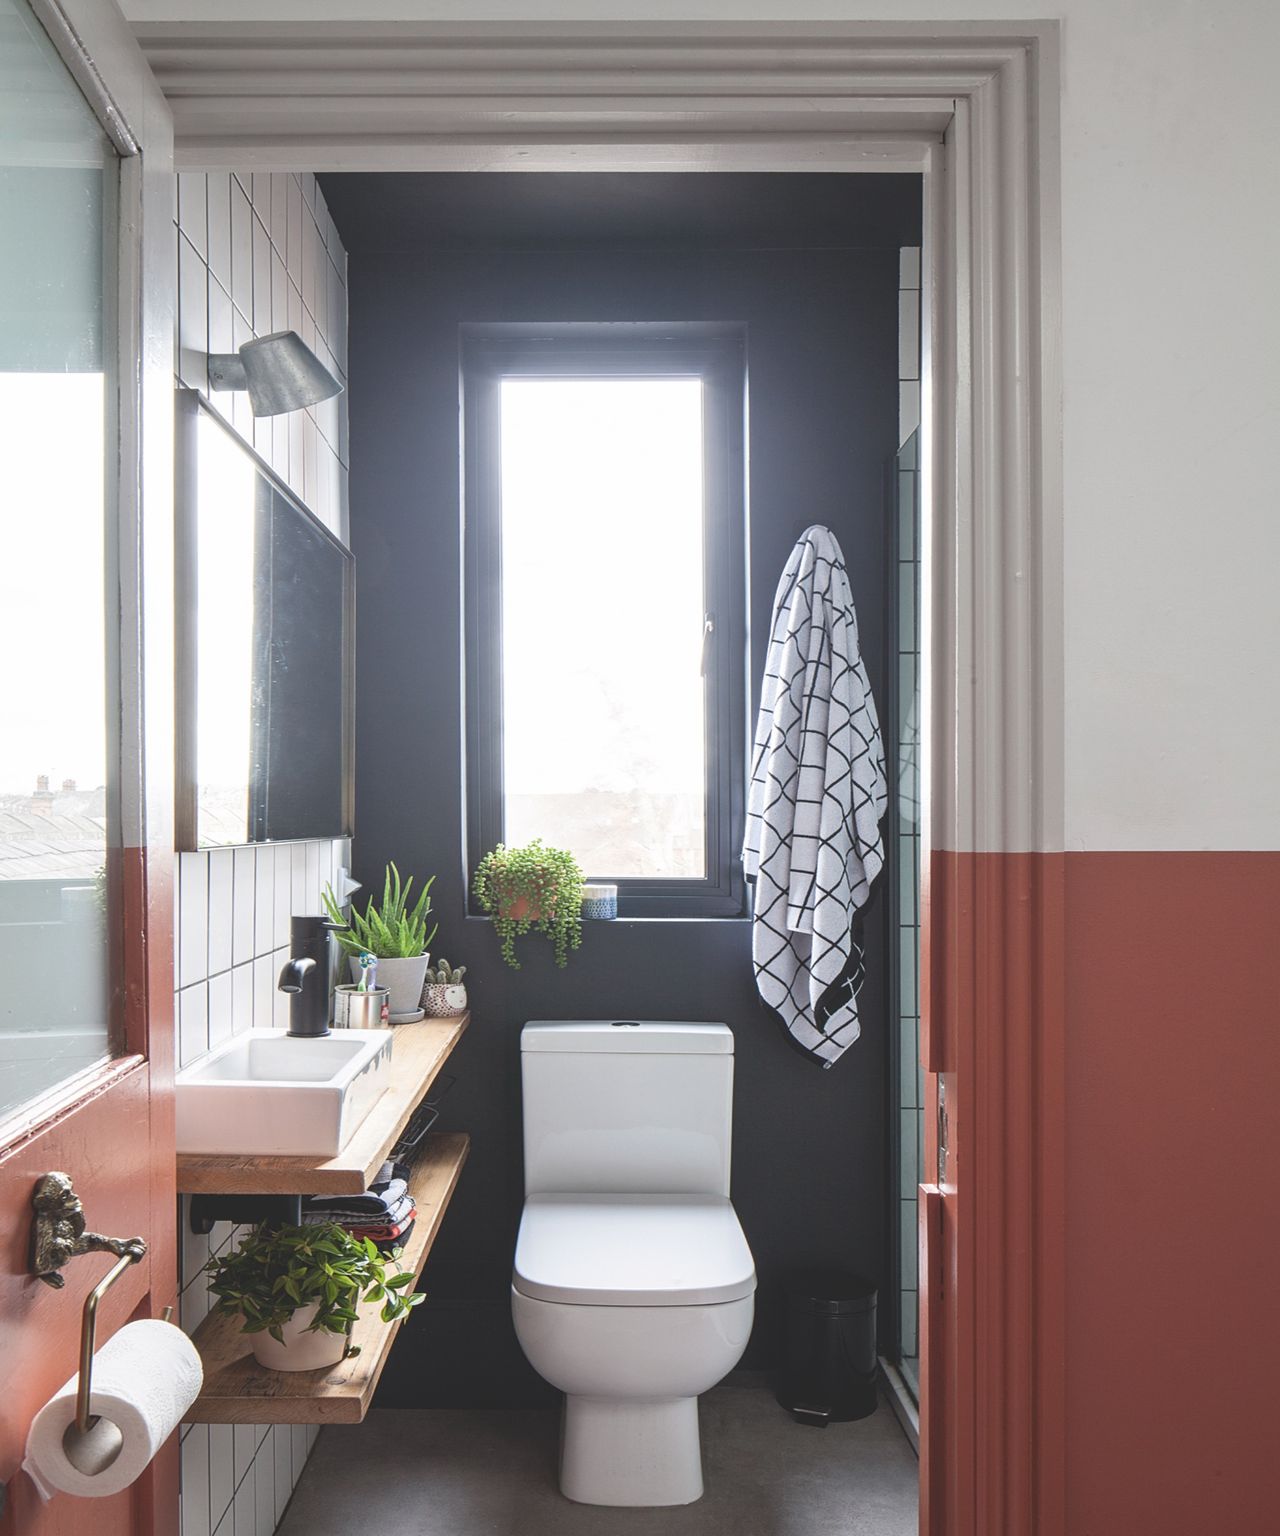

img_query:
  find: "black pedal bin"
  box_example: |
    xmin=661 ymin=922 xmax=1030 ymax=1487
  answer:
xmin=776 ymin=1269 xmax=878 ymax=1426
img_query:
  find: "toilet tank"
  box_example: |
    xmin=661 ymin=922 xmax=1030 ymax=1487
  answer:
xmin=521 ymin=1020 xmax=734 ymax=1197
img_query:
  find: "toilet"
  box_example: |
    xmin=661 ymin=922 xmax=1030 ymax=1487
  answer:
xmin=511 ymin=1020 xmax=756 ymax=1507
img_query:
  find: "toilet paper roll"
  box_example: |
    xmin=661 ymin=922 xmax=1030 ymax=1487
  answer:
xmin=23 ymin=1319 xmax=203 ymax=1500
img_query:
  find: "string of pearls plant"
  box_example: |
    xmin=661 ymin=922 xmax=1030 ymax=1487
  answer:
xmin=472 ymin=839 xmax=584 ymax=969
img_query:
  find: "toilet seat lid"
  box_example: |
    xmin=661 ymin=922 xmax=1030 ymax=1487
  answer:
xmin=513 ymin=1193 xmax=756 ymax=1307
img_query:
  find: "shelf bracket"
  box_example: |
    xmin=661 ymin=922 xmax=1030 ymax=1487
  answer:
xmin=189 ymin=1194 xmax=303 ymax=1234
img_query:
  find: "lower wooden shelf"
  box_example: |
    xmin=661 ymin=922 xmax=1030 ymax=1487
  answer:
xmin=184 ymin=1131 xmax=470 ymax=1425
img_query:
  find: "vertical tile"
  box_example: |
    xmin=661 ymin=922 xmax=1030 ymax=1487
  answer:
xmin=252 ymin=214 xmax=273 ymax=338
xmin=230 ymin=179 xmax=253 ymax=320
xmin=207 ymin=849 xmax=234 ymax=975
xmin=269 ymin=172 xmax=289 ymax=251
xmin=206 ymin=173 xmax=232 ymax=295
xmin=304 ymin=843 xmax=321 ymax=914
xmin=299 ymin=170 xmax=317 ymax=211
xmin=178 ymin=233 xmax=208 ymax=393
xmin=208 ymin=969 xmax=234 ymax=1053
xmin=898 ymin=380 xmax=921 ymax=447
xmin=180 ymin=1272 xmax=209 ymax=1333
xmin=898 ymin=288 xmax=921 ymax=381
xmin=290 ymin=844 xmax=307 ymax=915
xmin=232 ymin=847 xmax=256 ymax=964
xmin=254 ymin=844 xmax=276 ymax=956
xmin=272 ymin=847 xmax=291 ymax=944
xmin=270 ymin=251 xmax=288 ymax=334
xmin=231 ymin=962 xmax=254 ymax=1036
xmin=899 ymin=1108 xmax=918 ymax=1201
xmin=253 ymin=953 xmax=276 ymax=1031
xmin=231 ymin=308 xmax=254 ymax=438
xmin=209 ymin=1424 xmax=235 ymax=1531
xmin=178 ymin=852 xmax=209 ymax=987
xmin=181 ymin=1424 xmax=211 ymax=1536
xmin=253 ymin=1440 xmax=274 ymax=1535
xmin=286 ymin=276 xmax=303 ymax=337
xmin=286 ymin=175 xmax=304 ymax=274
xmin=178 ymin=982 xmax=208 ymax=1069
xmin=178 ymin=172 xmax=208 ymax=260
xmin=250 ymin=171 xmax=272 ymax=228
xmin=900 ymin=1198 xmax=918 ymax=1289
xmin=306 ymin=1424 xmax=320 ymax=1452
xmin=208 ymin=272 xmax=234 ymax=364
xmin=899 ymin=245 xmax=921 ymax=288
xmin=272 ymin=950 xmax=291 ymax=1029
xmin=273 ymin=1425 xmax=293 ymax=1519
xmin=232 ymin=1425 xmax=257 ymax=1486
xmin=233 ymin=1465 xmax=256 ymax=1536
xmin=180 ymin=1202 xmax=209 ymax=1292
xmin=899 ymin=1010 xmax=918 ymax=1111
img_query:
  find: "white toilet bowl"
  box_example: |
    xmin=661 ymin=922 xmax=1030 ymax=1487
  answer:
xmin=512 ymin=1191 xmax=756 ymax=1506
xmin=512 ymin=1287 xmax=755 ymax=1505
xmin=512 ymin=1021 xmax=756 ymax=1506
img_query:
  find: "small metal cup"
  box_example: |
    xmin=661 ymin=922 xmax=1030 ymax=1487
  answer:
xmin=333 ymin=985 xmax=390 ymax=1029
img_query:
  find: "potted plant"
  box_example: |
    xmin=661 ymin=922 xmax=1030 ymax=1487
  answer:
xmin=323 ymin=863 xmax=438 ymax=1023
xmin=472 ymin=839 xmax=584 ymax=969
xmin=421 ymin=957 xmax=467 ymax=1017
xmin=203 ymin=1221 xmax=425 ymax=1372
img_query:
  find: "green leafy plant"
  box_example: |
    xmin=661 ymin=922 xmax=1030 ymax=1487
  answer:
xmin=322 ymin=862 xmax=438 ymax=960
xmin=204 ymin=1222 xmax=425 ymax=1350
xmin=472 ymin=839 xmax=584 ymax=970
xmin=425 ymin=958 xmax=466 ymax=984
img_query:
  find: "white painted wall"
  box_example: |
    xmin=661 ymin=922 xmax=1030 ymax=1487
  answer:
xmin=124 ymin=0 xmax=1280 ymax=852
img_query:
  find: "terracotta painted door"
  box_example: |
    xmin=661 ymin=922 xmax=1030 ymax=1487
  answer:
xmin=0 ymin=2 xmax=175 ymax=1533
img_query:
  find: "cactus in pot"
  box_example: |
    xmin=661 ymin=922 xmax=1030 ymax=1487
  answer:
xmin=421 ymin=957 xmax=468 ymax=1018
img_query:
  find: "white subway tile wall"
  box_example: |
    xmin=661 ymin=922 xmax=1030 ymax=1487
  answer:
xmin=173 ymin=169 xmax=349 ymax=1536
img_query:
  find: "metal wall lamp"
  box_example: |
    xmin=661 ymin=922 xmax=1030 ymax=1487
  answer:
xmin=208 ymin=329 xmax=343 ymax=417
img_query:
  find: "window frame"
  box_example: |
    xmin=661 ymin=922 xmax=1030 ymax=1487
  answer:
xmin=462 ymin=323 xmax=748 ymax=919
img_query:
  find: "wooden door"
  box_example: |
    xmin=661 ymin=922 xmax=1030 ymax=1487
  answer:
xmin=0 ymin=2 xmax=175 ymax=1533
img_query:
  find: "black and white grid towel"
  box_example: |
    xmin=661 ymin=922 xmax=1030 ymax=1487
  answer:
xmin=743 ymin=525 xmax=887 ymax=1068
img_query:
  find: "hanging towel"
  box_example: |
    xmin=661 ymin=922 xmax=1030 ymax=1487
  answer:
xmin=743 ymin=525 xmax=887 ymax=1067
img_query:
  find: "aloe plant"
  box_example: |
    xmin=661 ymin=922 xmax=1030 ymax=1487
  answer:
xmin=323 ymin=862 xmax=438 ymax=960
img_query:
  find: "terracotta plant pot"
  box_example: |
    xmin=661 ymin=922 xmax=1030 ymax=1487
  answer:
xmin=248 ymin=1303 xmax=348 ymax=1372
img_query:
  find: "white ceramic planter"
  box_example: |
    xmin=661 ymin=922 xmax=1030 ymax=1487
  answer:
xmin=351 ymin=954 xmax=429 ymax=1024
xmin=248 ymin=1303 xmax=349 ymax=1372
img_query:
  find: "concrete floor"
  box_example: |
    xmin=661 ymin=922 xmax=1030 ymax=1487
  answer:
xmin=278 ymin=1376 xmax=919 ymax=1536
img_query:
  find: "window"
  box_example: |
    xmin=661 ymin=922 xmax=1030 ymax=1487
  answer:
xmin=464 ymin=326 xmax=747 ymax=917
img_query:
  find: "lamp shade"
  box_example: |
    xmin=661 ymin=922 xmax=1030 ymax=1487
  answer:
xmin=208 ymin=330 xmax=343 ymax=417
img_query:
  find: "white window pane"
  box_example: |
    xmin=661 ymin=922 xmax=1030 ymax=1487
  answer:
xmin=499 ymin=377 xmax=706 ymax=879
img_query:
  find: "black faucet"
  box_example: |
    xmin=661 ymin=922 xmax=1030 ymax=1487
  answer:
xmin=277 ymin=915 xmax=333 ymax=1037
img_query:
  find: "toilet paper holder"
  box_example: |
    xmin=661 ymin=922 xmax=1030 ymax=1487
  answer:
xmin=63 ymin=1239 xmax=151 ymax=1476
xmin=28 ymin=1172 xmax=162 ymax=1478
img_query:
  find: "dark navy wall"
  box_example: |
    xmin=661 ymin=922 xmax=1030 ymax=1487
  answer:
xmin=323 ymin=174 xmax=922 ymax=1407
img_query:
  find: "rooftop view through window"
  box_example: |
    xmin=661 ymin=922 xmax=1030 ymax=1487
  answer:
xmin=499 ymin=376 xmax=707 ymax=880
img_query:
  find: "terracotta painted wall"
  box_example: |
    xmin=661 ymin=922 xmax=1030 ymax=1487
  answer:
xmin=1062 ymin=852 xmax=1280 ymax=1536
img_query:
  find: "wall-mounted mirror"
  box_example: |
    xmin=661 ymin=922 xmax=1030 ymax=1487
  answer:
xmin=176 ymin=391 xmax=354 ymax=850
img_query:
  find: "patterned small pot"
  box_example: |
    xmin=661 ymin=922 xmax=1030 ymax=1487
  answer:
xmin=581 ymin=883 xmax=618 ymax=920
xmin=421 ymin=981 xmax=468 ymax=1018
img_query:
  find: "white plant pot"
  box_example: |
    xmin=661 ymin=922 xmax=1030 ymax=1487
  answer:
xmin=248 ymin=1303 xmax=349 ymax=1372
xmin=351 ymin=954 xmax=429 ymax=1024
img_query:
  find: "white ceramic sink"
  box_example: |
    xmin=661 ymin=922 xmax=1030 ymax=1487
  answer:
xmin=176 ymin=1029 xmax=394 ymax=1157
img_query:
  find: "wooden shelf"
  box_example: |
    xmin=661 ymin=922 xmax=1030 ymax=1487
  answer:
xmin=185 ymin=1131 xmax=470 ymax=1424
xmin=176 ymin=1012 xmax=469 ymax=1196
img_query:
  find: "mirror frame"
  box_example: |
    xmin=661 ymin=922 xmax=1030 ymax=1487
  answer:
xmin=174 ymin=388 xmax=355 ymax=852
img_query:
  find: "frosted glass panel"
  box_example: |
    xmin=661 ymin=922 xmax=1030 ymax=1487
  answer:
xmin=498 ymin=377 xmax=708 ymax=879
xmin=0 ymin=0 xmax=119 ymax=1123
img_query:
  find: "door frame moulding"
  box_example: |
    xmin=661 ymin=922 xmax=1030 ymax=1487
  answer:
xmin=136 ymin=21 xmax=1065 ymax=1536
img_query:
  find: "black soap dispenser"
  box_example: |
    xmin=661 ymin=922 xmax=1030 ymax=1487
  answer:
xmin=277 ymin=915 xmax=334 ymax=1037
